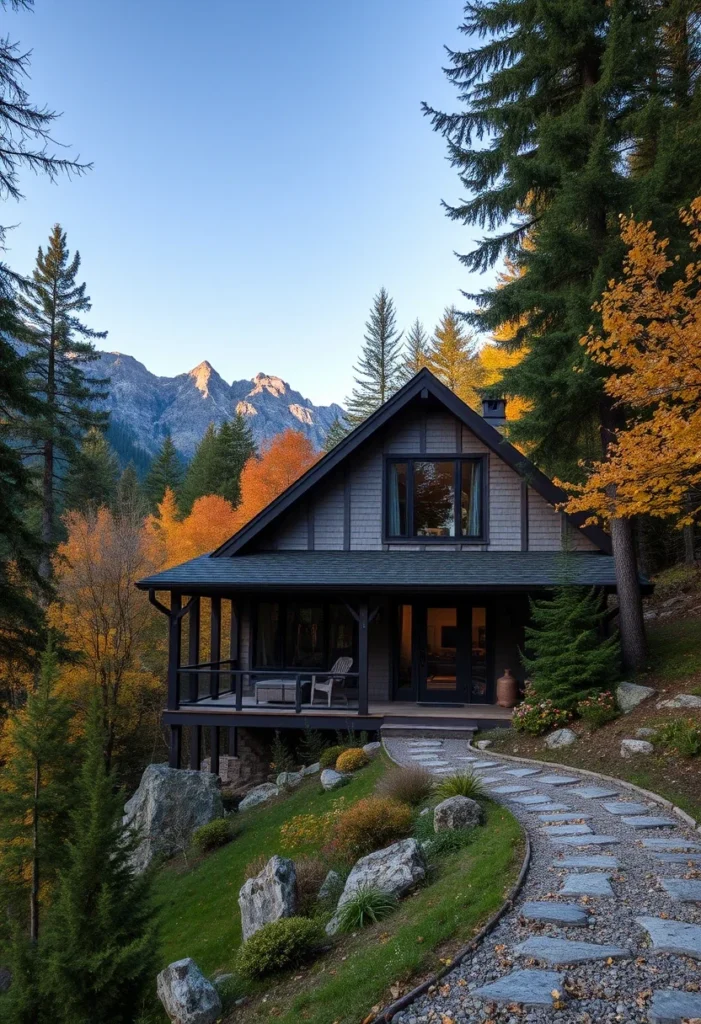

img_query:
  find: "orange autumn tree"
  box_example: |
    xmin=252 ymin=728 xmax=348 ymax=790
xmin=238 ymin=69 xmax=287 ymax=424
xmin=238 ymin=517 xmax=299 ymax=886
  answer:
xmin=478 ymin=262 xmax=530 ymax=426
xmin=232 ymin=428 xmax=318 ymax=531
xmin=146 ymin=490 xmax=240 ymax=569
xmin=564 ymin=199 xmax=701 ymax=527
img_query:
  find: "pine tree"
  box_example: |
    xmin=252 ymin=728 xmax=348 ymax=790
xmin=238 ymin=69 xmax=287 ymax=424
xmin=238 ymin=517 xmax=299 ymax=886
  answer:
xmin=322 ymin=416 xmax=349 ymax=453
xmin=179 ymin=422 xmax=220 ymax=515
xmin=114 ymin=463 xmax=143 ymax=517
xmin=143 ymin=435 xmax=183 ymax=512
xmin=345 ymin=288 xmax=404 ymax=425
xmin=19 ymin=224 xmax=107 ymax=584
xmin=399 ymin=318 xmax=429 ymax=383
xmin=40 ymin=699 xmax=157 ymax=1024
xmin=0 ymin=642 xmax=75 ymax=944
xmin=215 ymin=414 xmax=256 ymax=508
xmin=428 ymin=307 xmax=484 ymax=408
xmin=522 ymin=587 xmax=621 ymax=710
xmin=64 ymin=427 xmax=119 ymax=513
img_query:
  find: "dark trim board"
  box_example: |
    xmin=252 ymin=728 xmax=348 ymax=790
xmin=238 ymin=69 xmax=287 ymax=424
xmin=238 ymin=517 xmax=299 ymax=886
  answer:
xmin=161 ymin=708 xmax=512 ymax=732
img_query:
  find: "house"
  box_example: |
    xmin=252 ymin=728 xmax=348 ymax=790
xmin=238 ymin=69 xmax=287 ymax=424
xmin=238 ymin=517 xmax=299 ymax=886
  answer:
xmin=137 ymin=368 xmax=623 ymax=774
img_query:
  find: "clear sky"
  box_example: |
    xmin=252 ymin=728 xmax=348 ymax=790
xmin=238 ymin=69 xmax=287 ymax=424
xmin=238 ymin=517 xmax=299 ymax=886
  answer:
xmin=7 ymin=0 xmax=492 ymax=406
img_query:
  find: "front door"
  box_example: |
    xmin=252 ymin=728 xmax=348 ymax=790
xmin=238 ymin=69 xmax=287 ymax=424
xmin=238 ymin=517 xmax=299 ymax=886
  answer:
xmin=413 ymin=602 xmax=491 ymax=704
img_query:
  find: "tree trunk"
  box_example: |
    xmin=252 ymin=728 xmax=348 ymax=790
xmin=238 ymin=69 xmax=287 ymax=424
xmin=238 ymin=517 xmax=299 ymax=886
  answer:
xmin=30 ymin=761 xmax=40 ymax=943
xmin=610 ymin=516 xmax=647 ymax=672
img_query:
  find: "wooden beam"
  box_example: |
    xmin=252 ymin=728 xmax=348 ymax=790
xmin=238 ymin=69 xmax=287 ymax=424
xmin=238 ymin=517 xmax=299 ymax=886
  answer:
xmin=188 ymin=597 xmax=200 ymax=703
xmin=520 ymin=480 xmax=529 ymax=552
xmin=343 ymin=470 xmax=351 ymax=551
xmin=358 ymin=600 xmax=369 ymax=716
xmin=210 ymin=596 xmax=221 ymax=699
xmin=169 ymin=724 xmax=182 ymax=768
xmin=190 ymin=725 xmax=202 ymax=770
xmin=228 ymin=726 xmax=238 ymax=757
xmin=167 ymin=593 xmax=182 ymax=711
xmin=210 ymin=726 xmax=220 ymax=775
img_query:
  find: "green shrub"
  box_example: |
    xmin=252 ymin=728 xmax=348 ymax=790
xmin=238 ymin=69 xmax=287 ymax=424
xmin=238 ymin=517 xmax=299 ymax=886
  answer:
xmin=413 ymin=810 xmax=475 ymax=858
xmin=654 ymin=718 xmax=701 ymax=758
xmin=235 ymin=918 xmax=322 ymax=979
xmin=335 ymin=748 xmax=369 ymax=773
xmin=192 ymin=818 xmax=234 ymax=853
xmin=270 ymin=730 xmax=296 ymax=775
xmin=434 ymin=772 xmax=484 ymax=801
xmin=512 ymin=692 xmax=572 ymax=735
xmin=331 ymin=797 xmax=413 ymax=861
xmin=320 ymin=745 xmax=349 ymax=769
xmin=296 ymin=724 xmax=326 ymax=766
xmin=577 ymin=690 xmax=618 ymax=729
xmin=376 ymin=765 xmax=434 ymax=806
xmin=336 ymin=886 xmax=398 ymax=931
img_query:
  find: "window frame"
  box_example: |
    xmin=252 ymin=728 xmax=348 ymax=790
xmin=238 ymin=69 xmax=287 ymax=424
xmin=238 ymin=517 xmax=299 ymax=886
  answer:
xmin=252 ymin=598 xmax=358 ymax=672
xmin=382 ymin=453 xmax=489 ymax=545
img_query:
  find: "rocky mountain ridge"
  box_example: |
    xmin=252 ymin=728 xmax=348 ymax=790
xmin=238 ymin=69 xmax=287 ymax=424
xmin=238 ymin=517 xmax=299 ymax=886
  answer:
xmin=90 ymin=351 xmax=345 ymax=459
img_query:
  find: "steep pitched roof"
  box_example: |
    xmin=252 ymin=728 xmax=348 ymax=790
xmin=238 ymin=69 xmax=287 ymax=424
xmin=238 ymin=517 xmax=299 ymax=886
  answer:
xmin=213 ymin=368 xmax=611 ymax=557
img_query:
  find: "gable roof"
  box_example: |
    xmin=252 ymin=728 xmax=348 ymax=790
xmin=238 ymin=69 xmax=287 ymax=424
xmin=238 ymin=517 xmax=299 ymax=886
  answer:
xmin=213 ymin=368 xmax=611 ymax=557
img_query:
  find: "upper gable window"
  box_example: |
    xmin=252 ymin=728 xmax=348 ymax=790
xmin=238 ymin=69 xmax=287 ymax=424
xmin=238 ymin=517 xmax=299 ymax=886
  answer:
xmin=386 ymin=457 xmax=485 ymax=541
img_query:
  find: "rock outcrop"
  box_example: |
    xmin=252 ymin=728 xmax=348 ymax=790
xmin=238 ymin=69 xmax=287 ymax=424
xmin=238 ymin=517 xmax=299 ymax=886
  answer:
xmin=434 ymin=795 xmax=483 ymax=831
xmin=327 ymin=840 xmax=426 ymax=934
xmin=123 ymin=764 xmax=224 ymax=873
xmin=545 ymin=728 xmax=578 ymax=749
xmin=156 ymin=958 xmax=222 ymax=1024
xmin=320 ymin=769 xmax=349 ymax=791
xmin=238 ymin=855 xmax=297 ymax=942
xmin=617 ymin=682 xmax=655 ymax=713
xmin=621 ymin=738 xmax=654 ymax=758
xmin=238 ymin=783 xmax=279 ymax=811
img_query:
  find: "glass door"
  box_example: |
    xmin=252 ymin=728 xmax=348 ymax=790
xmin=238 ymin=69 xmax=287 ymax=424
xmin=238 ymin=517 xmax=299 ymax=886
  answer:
xmin=414 ymin=602 xmax=491 ymax=704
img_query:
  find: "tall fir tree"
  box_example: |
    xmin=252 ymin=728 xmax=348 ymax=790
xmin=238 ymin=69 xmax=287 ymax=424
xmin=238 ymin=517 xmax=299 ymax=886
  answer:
xmin=64 ymin=427 xmax=119 ymax=514
xmin=179 ymin=422 xmax=220 ymax=515
xmin=215 ymin=414 xmax=256 ymax=508
xmin=39 ymin=699 xmax=157 ymax=1024
xmin=0 ymin=641 xmax=75 ymax=945
xmin=345 ymin=287 xmax=404 ymax=425
xmin=143 ymin=435 xmax=183 ymax=512
xmin=428 ymin=307 xmax=484 ymax=409
xmin=322 ymin=416 xmax=349 ymax=453
xmin=114 ymin=463 xmax=143 ymax=517
xmin=19 ymin=224 xmax=107 ymax=585
xmin=399 ymin=318 xmax=429 ymax=383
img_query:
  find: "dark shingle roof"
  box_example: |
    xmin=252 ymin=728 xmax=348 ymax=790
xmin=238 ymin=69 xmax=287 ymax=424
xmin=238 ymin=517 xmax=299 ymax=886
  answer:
xmin=137 ymin=550 xmax=628 ymax=592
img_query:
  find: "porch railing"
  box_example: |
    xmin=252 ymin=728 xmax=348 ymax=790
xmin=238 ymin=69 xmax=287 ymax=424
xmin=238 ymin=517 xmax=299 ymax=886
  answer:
xmin=175 ymin=661 xmax=360 ymax=714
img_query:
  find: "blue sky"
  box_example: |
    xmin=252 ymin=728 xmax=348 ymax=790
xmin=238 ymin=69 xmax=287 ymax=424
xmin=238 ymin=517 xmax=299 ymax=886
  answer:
xmin=7 ymin=0 xmax=492 ymax=406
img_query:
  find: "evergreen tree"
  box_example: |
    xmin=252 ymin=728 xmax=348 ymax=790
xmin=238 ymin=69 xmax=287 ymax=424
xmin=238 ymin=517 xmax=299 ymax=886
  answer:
xmin=345 ymin=288 xmax=403 ymax=425
xmin=215 ymin=414 xmax=256 ymax=508
xmin=40 ymin=699 xmax=157 ymax=1024
xmin=0 ymin=642 xmax=75 ymax=944
xmin=179 ymin=422 xmax=220 ymax=515
xmin=19 ymin=224 xmax=107 ymax=584
xmin=143 ymin=435 xmax=183 ymax=512
xmin=106 ymin=421 xmax=152 ymax=479
xmin=114 ymin=463 xmax=143 ymax=517
xmin=64 ymin=427 xmax=119 ymax=513
xmin=322 ymin=416 xmax=350 ymax=453
xmin=399 ymin=318 xmax=429 ymax=383
xmin=428 ymin=307 xmax=484 ymax=408
xmin=522 ymin=587 xmax=621 ymax=710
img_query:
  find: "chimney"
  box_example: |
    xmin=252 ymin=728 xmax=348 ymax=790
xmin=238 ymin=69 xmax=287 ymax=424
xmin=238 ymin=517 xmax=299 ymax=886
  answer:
xmin=481 ymin=398 xmax=507 ymax=427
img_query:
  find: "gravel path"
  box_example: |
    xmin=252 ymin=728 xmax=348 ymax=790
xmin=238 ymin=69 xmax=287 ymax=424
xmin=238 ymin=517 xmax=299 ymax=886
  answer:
xmin=384 ymin=737 xmax=701 ymax=1024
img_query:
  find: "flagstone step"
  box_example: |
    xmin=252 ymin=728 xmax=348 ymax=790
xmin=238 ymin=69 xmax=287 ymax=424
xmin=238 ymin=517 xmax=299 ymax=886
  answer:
xmin=471 ymin=760 xmax=500 ymax=769
xmin=503 ymin=767 xmax=542 ymax=777
xmin=560 ymin=872 xmax=614 ymax=897
xmin=658 ymin=878 xmax=701 ymax=902
xmin=512 ymin=794 xmax=551 ymax=805
xmin=648 ymin=988 xmax=701 ymax=1023
xmin=541 ymin=823 xmax=592 ymax=837
xmin=636 ymin=916 xmax=701 ymax=957
xmin=653 ymin=853 xmax=701 ymax=864
xmin=553 ymin=834 xmax=619 ymax=847
xmin=477 ymin=775 xmax=505 ymax=784
xmin=601 ymin=801 xmax=651 ymax=816
xmin=472 ymin=968 xmax=566 ymax=1007
xmin=514 ymin=936 xmax=630 ymax=964
xmin=492 ymin=785 xmax=533 ymax=794
xmin=553 ymin=855 xmax=620 ymax=870
xmin=641 ymin=839 xmax=701 ymax=851
xmin=623 ymin=816 xmax=678 ymax=830
xmin=537 ymin=775 xmax=580 ymax=786
xmin=565 ymin=786 xmax=620 ymax=799
xmin=527 ymin=803 xmax=571 ymax=813
xmin=411 ymin=758 xmax=449 ymax=767
xmin=520 ymin=901 xmax=590 ymax=926
xmin=537 ymin=812 xmax=592 ymax=823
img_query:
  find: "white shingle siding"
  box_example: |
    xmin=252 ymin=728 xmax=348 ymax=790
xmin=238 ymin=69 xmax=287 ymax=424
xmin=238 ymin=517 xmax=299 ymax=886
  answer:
xmin=426 ymin=411 xmax=459 ymax=452
xmin=565 ymin=521 xmax=600 ymax=552
xmin=385 ymin=419 xmax=421 ymax=453
xmin=313 ymin=479 xmax=345 ymax=550
xmin=275 ymin=509 xmax=308 ymax=550
xmin=487 ymin=457 xmax=522 ymax=551
xmin=349 ymin=448 xmax=383 ymax=550
xmin=528 ymin=489 xmax=562 ymax=551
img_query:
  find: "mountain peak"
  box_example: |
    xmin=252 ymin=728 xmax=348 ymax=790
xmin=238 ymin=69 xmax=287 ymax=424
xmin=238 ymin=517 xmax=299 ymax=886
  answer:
xmin=249 ymin=373 xmax=288 ymax=398
xmin=189 ymin=360 xmax=217 ymax=396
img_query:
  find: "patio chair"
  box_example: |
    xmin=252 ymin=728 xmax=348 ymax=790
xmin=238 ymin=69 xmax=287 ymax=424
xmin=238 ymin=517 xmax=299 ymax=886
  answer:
xmin=310 ymin=656 xmax=353 ymax=707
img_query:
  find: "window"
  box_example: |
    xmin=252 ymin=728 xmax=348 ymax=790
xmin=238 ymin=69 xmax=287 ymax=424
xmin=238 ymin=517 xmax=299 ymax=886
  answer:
xmin=255 ymin=602 xmax=281 ymax=668
xmin=254 ymin=601 xmax=357 ymax=670
xmin=286 ymin=603 xmax=324 ymax=668
xmin=386 ymin=458 xmax=485 ymax=540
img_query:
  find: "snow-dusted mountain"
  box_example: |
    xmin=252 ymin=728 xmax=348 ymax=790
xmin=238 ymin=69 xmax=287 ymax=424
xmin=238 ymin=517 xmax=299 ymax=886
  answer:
xmin=91 ymin=352 xmax=345 ymax=459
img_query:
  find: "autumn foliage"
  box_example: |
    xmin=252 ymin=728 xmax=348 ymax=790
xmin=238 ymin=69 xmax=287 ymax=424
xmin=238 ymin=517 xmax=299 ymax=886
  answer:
xmin=564 ymin=199 xmax=701 ymax=527
xmin=232 ymin=429 xmax=318 ymax=531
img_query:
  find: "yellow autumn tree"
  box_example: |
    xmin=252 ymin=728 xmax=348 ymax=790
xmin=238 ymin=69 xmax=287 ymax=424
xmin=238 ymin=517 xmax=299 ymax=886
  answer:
xmin=565 ymin=199 xmax=701 ymax=526
xmin=428 ymin=307 xmax=485 ymax=409
xmin=478 ymin=262 xmax=530 ymax=423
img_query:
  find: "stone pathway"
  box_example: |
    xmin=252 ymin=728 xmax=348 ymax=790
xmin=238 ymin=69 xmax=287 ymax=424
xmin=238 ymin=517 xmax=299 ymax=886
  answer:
xmin=385 ymin=738 xmax=701 ymax=1024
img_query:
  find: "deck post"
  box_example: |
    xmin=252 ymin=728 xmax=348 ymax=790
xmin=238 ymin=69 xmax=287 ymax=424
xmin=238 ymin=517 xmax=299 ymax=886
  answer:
xmin=358 ymin=600 xmax=369 ymax=716
xmin=210 ymin=726 xmax=219 ymax=775
xmin=188 ymin=596 xmax=200 ymax=703
xmin=167 ymin=592 xmax=182 ymax=711
xmin=169 ymin=724 xmax=182 ymax=768
xmin=228 ymin=727 xmax=238 ymax=757
xmin=190 ymin=725 xmax=202 ymax=770
xmin=210 ymin=596 xmax=221 ymax=699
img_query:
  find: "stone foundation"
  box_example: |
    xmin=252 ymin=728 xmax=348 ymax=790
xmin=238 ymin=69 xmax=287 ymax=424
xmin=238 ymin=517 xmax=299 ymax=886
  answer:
xmin=201 ymin=728 xmax=270 ymax=788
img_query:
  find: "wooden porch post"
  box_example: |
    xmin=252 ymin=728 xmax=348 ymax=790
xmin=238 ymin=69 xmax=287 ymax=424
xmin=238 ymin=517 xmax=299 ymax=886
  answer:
xmin=188 ymin=596 xmax=201 ymax=703
xmin=167 ymin=593 xmax=182 ymax=711
xmin=169 ymin=725 xmax=182 ymax=769
xmin=210 ymin=596 xmax=221 ymax=699
xmin=190 ymin=725 xmax=202 ymax=770
xmin=210 ymin=726 xmax=220 ymax=775
xmin=358 ymin=599 xmax=369 ymax=716
xmin=228 ymin=727 xmax=238 ymax=757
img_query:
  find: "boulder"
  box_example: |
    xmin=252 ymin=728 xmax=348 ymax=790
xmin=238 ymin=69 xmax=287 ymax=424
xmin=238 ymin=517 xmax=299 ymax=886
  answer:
xmin=617 ymin=681 xmax=655 ymax=713
xmin=301 ymin=762 xmax=320 ymax=776
xmin=656 ymin=693 xmax=701 ymax=710
xmin=276 ymin=771 xmax=303 ymax=789
xmin=156 ymin=958 xmax=222 ymax=1024
xmin=545 ymin=728 xmax=577 ymax=749
xmin=635 ymin=727 xmax=657 ymax=739
xmin=621 ymin=738 xmax=654 ymax=758
xmin=123 ymin=764 xmax=224 ymax=874
xmin=475 ymin=739 xmax=492 ymax=750
xmin=363 ymin=741 xmax=382 ymax=756
xmin=326 ymin=839 xmax=426 ymax=934
xmin=320 ymin=768 xmax=349 ymax=791
xmin=238 ymin=855 xmax=297 ymax=942
xmin=317 ymin=869 xmax=342 ymax=902
xmin=238 ymin=783 xmax=279 ymax=811
xmin=434 ymin=795 xmax=483 ymax=832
